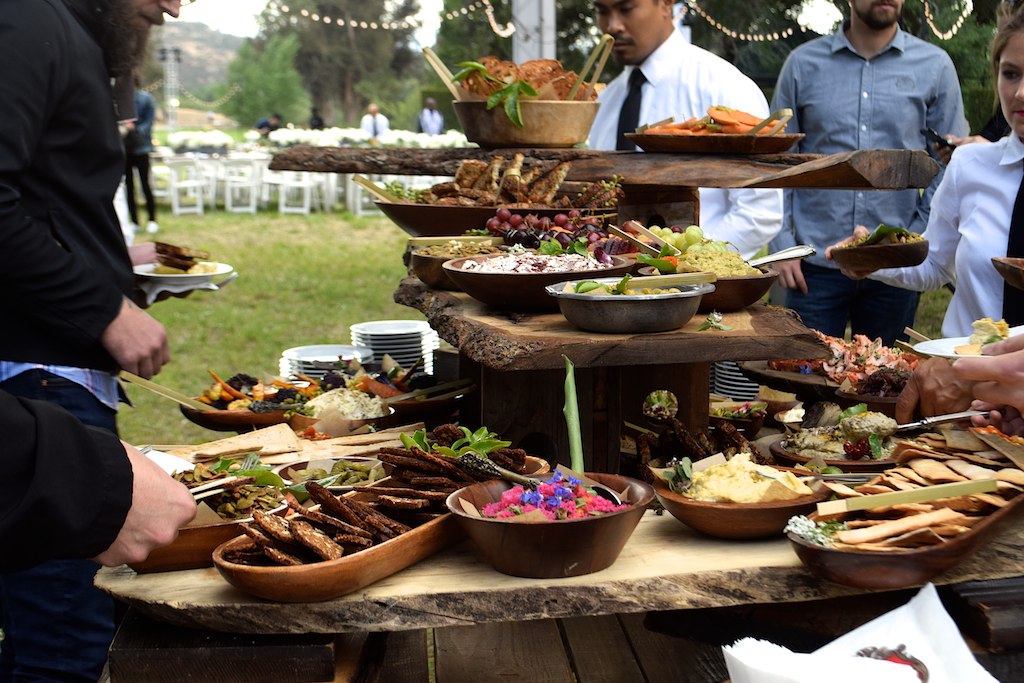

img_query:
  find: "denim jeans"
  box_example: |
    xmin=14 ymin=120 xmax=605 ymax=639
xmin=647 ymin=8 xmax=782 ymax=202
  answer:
xmin=0 ymin=370 xmax=117 ymax=683
xmin=783 ymin=262 xmax=920 ymax=346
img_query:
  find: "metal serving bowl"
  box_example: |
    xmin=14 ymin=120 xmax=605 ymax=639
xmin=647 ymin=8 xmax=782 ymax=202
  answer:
xmin=545 ymin=277 xmax=714 ymax=333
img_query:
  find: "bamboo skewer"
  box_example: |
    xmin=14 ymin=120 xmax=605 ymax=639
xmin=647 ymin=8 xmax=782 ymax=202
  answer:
xmin=584 ymin=38 xmax=615 ymax=102
xmin=423 ymin=47 xmax=461 ymax=100
xmin=118 ymin=371 xmax=212 ymax=412
xmin=747 ymin=108 xmax=793 ymax=136
xmin=904 ymin=326 xmax=932 ymax=343
xmin=570 ymin=34 xmax=613 ymax=102
xmin=351 ymin=175 xmax=405 ymax=204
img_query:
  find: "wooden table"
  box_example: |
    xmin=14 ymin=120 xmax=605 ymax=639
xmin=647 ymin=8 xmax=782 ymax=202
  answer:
xmin=394 ymin=278 xmax=826 ymax=472
xmin=96 ymin=511 xmax=1024 ymax=636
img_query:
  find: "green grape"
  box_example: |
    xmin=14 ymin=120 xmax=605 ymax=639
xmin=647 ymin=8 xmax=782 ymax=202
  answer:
xmin=688 ymin=243 xmax=703 ymax=252
xmin=684 ymin=225 xmax=704 ymax=245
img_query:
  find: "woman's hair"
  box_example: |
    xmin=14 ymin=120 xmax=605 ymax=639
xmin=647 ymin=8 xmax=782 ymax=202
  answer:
xmin=993 ymin=2 xmax=1024 ymax=85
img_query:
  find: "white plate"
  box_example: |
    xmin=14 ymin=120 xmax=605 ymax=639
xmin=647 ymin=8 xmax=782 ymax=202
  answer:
xmin=142 ymin=449 xmax=194 ymax=476
xmin=913 ymin=325 xmax=1024 ymax=359
xmin=350 ymin=320 xmax=431 ymax=336
xmin=134 ymin=262 xmax=234 ymax=285
xmin=280 ymin=344 xmax=372 ymax=361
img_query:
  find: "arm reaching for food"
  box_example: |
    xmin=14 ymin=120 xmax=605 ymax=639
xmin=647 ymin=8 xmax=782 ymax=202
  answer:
xmin=93 ymin=444 xmax=196 ymax=566
xmin=825 ymin=225 xmax=873 ymax=279
xmin=895 ymin=357 xmax=976 ymax=424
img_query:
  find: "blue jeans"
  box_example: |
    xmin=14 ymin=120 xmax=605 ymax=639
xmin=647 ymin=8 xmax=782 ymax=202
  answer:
xmin=0 ymin=370 xmax=117 ymax=683
xmin=783 ymin=262 xmax=920 ymax=346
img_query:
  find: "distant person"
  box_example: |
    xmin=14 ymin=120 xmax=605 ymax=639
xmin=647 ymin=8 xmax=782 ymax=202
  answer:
xmin=124 ymin=83 xmax=159 ymax=234
xmin=417 ymin=97 xmax=444 ymax=135
xmin=255 ymin=112 xmax=282 ymax=137
xmin=768 ymin=0 xmax=968 ymax=346
xmin=360 ymin=103 xmax=389 ymax=141
xmin=309 ymin=107 xmax=324 ymax=130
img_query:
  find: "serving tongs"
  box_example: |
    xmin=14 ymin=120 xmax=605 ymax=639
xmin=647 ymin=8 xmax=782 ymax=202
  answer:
xmin=568 ymin=34 xmax=614 ymax=102
xmin=748 ymin=245 xmax=815 ymax=268
xmin=607 ymin=222 xmax=681 ymax=256
xmin=895 ymin=409 xmax=987 ymax=432
xmin=746 ymin=108 xmax=793 ymax=137
xmin=352 ymin=175 xmax=408 ymax=204
xmin=118 ymin=371 xmax=212 ymax=412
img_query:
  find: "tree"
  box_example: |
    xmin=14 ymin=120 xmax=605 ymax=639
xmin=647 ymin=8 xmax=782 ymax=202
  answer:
xmin=257 ymin=0 xmax=421 ymax=127
xmin=223 ymin=34 xmax=309 ymax=129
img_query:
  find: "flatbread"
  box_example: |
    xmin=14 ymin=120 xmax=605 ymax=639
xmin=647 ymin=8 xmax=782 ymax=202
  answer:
xmin=940 ymin=428 xmax=988 ymax=453
xmin=170 ymin=423 xmax=300 ymax=462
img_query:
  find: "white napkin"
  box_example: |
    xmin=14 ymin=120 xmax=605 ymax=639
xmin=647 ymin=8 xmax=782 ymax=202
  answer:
xmin=137 ymin=272 xmax=237 ymax=306
xmin=723 ymin=584 xmax=997 ymax=683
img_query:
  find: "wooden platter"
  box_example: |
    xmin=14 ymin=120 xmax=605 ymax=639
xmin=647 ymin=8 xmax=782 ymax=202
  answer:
xmin=829 ymin=240 xmax=929 ymax=271
xmin=737 ymin=360 xmax=839 ymax=403
xmin=626 ymin=132 xmax=803 ymax=155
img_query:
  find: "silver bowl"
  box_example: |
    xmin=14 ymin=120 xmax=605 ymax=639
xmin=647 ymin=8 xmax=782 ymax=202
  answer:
xmin=545 ymin=277 xmax=714 ymax=333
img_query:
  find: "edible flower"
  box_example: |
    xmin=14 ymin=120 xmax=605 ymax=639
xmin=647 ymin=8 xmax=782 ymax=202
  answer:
xmin=481 ymin=470 xmax=628 ymax=521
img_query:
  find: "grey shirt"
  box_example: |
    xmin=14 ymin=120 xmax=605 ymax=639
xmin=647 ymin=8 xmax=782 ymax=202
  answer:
xmin=769 ymin=24 xmax=968 ymax=268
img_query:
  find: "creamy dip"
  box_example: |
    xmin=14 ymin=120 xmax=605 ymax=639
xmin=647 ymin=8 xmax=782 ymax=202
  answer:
xmin=684 ymin=452 xmax=813 ymax=503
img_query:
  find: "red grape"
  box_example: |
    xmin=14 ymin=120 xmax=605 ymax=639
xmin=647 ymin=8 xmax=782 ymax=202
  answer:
xmin=496 ymin=207 xmax=512 ymax=222
xmin=509 ymin=213 xmax=524 ymax=228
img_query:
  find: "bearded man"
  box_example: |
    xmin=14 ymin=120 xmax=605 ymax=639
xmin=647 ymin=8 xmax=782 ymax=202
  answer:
xmin=768 ymin=0 xmax=968 ymax=345
xmin=0 ymin=0 xmax=181 ymax=679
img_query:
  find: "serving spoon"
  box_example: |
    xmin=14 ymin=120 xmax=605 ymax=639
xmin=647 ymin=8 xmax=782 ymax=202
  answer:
xmin=748 ymin=244 xmax=816 ymax=268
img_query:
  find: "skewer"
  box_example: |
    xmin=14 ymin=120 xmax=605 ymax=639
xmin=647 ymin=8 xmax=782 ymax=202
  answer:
xmin=423 ymin=47 xmax=461 ymax=100
xmin=570 ymin=35 xmax=613 ymax=102
xmin=351 ymin=175 xmax=405 ymax=204
xmin=746 ymin=108 xmax=792 ymax=136
xmin=903 ymin=327 xmax=932 ymax=343
xmin=189 ymin=475 xmax=242 ymax=496
xmin=585 ymin=39 xmax=615 ymax=101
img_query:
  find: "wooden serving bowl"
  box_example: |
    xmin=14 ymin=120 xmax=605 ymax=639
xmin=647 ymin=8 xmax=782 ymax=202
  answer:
xmin=287 ymin=406 xmax=398 ymax=434
xmin=408 ymin=251 xmax=459 ymax=290
xmin=834 ymin=389 xmax=898 ymax=418
xmin=445 ymin=472 xmax=653 ymax=578
xmin=769 ymin=438 xmax=896 ymax=474
xmin=787 ymin=497 xmax=1024 ymax=589
xmin=829 ymin=240 xmax=929 ymax=271
xmin=213 ymin=513 xmax=461 ymax=602
xmin=651 ymin=469 xmax=829 ymax=540
xmin=637 ymin=266 xmax=777 ymax=312
xmin=993 ymin=256 xmax=1024 ymax=291
xmin=179 ymin=404 xmax=288 ymax=432
xmin=454 ymin=100 xmax=599 ymax=148
xmin=443 ymin=254 xmax=633 ymax=312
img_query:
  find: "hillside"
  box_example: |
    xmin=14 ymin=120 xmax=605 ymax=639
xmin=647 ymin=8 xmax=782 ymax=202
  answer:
xmin=153 ymin=22 xmax=245 ymax=92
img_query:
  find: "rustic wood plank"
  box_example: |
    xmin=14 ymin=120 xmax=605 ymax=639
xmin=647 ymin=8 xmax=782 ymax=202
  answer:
xmin=269 ymin=146 xmax=938 ymax=191
xmin=393 ymin=278 xmax=827 ymax=372
xmin=108 ymin=609 xmax=336 ymax=682
xmin=434 ymin=620 xmax=573 ymax=682
xmin=351 ymin=630 xmax=429 ymax=683
xmin=560 ymin=615 xmax=646 ymax=683
xmin=618 ymin=612 xmax=727 ymax=683
xmin=95 ymin=515 xmax=1024 ymax=635
xmin=943 ymin=578 xmax=1024 ymax=652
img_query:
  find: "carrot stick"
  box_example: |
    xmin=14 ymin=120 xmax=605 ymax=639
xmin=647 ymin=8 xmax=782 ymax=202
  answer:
xmin=207 ymin=369 xmax=247 ymax=400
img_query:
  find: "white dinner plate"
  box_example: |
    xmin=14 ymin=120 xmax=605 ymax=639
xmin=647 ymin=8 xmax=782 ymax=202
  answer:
xmin=913 ymin=325 xmax=1024 ymax=359
xmin=280 ymin=344 xmax=372 ymax=362
xmin=134 ymin=262 xmax=234 ymax=285
xmin=350 ymin=320 xmax=431 ymax=336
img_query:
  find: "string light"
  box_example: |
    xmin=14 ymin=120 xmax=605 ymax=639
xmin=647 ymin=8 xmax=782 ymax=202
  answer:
xmin=267 ymin=1 xmax=418 ymax=31
xmin=685 ymin=0 xmax=802 ymax=42
xmin=923 ymin=0 xmax=973 ymax=40
xmin=442 ymin=0 xmax=515 ymax=38
xmin=179 ymin=83 xmax=242 ymax=108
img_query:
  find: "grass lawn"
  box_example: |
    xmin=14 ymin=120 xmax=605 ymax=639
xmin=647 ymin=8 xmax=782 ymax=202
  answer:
xmin=118 ymin=208 xmax=951 ymax=446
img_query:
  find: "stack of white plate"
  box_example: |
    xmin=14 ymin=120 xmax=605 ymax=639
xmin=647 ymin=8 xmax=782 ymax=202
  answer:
xmin=711 ymin=360 xmax=760 ymax=402
xmin=350 ymin=320 xmax=440 ymax=374
xmin=278 ymin=344 xmax=373 ymax=380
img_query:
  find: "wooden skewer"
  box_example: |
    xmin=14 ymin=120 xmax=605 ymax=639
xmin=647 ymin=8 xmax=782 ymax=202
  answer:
xmin=423 ymin=47 xmax=461 ymax=100
xmin=568 ymin=34 xmax=611 ymax=101
xmin=895 ymin=340 xmax=928 ymax=357
xmin=746 ymin=108 xmax=792 ymax=136
xmin=189 ymin=475 xmax=242 ymax=496
xmin=575 ymin=35 xmax=614 ymax=102
xmin=351 ymin=175 xmax=405 ymax=204
xmin=384 ymin=378 xmax=475 ymax=404
xmin=903 ymin=326 xmax=932 ymax=343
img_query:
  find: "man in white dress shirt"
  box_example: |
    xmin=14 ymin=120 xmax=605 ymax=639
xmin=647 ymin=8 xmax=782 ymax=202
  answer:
xmin=588 ymin=0 xmax=781 ymax=259
xmin=360 ymin=103 xmax=390 ymax=140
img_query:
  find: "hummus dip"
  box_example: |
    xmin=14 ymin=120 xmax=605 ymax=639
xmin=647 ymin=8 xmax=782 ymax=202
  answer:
xmin=786 ymin=411 xmax=898 ymax=460
xmin=684 ymin=452 xmax=812 ymax=503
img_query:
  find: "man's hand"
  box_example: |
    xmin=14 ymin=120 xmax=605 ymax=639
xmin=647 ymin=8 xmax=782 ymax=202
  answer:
xmin=774 ymin=259 xmax=808 ymax=293
xmin=93 ymin=443 xmax=196 ymax=566
xmin=825 ymin=225 xmax=876 ymax=279
xmin=895 ymin=357 xmax=975 ymax=423
xmin=100 ymin=297 xmax=170 ymax=378
xmin=128 ymin=242 xmax=157 ymax=266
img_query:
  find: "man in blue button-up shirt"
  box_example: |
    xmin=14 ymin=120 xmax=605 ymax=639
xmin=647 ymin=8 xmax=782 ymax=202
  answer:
xmin=769 ymin=0 xmax=968 ymax=345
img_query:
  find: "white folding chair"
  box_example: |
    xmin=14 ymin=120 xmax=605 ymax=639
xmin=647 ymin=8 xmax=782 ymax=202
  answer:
xmin=277 ymin=171 xmax=321 ymax=215
xmin=163 ymin=157 xmax=205 ymax=216
xmin=222 ymin=158 xmax=262 ymax=214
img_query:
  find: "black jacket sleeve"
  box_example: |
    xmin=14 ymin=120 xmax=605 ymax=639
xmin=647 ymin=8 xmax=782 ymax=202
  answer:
xmin=0 ymin=390 xmax=133 ymax=571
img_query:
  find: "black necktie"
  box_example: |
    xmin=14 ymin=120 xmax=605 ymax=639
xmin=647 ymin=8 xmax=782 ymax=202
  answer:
xmin=372 ymin=116 xmax=379 ymax=138
xmin=616 ymin=68 xmax=646 ymax=151
xmin=1005 ymin=162 xmax=1024 ymax=325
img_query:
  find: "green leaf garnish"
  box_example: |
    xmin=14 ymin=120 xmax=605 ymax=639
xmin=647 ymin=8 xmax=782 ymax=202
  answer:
xmin=698 ymin=311 xmax=732 ymax=331
xmin=484 ymin=80 xmax=539 ymax=128
xmin=613 ymin=273 xmax=633 ymax=295
xmin=838 ymin=403 xmax=868 ymax=421
xmin=451 ymin=61 xmax=502 ymax=84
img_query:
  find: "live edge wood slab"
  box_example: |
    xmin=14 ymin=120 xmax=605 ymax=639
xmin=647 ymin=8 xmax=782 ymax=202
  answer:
xmin=394 ymin=277 xmax=826 ymax=471
xmin=95 ymin=510 xmax=1024 ymax=636
xmin=269 ymin=146 xmax=939 ymax=191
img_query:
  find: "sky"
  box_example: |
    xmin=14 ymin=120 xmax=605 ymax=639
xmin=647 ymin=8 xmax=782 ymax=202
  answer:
xmin=169 ymin=0 xmax=445 ymax=44
xmin=168 ymin=0 xmax=838 ymax=43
